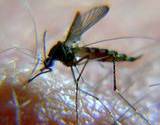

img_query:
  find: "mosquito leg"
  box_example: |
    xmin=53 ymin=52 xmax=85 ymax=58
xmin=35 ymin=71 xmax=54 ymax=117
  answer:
xmin=71 ymin=57 xmax=89 ymax=125
xmin=117 ymin=94 xmax=150 ymax=124
xmin=111 ymin=59 xmax=150 ymax=124
xmin=116 ymin=92 xmax=151 ymax=125
xmin=72 ymin=55 xmax=119 ymax=124
xmin=113 ymin=60 xmax=117 ymax=91
xmin=74 ymin=66 xmax=85 ymax=82
xmin=71 ymin=66 xmax=79 ymax=125
xmin=76 ymin=58 xmax=89 ymax=82
xmin=73 ymin=61 xmax=119 ymax=124
xmin=72 ymin=55 xmax=89 ymax=83
xmin=112 ymin=58 xmax=133 ymax=118
xmin=78 ymin=88 xmax=119 ymax=124
xmin=74 ymin=58 xmax=120 ymax=124
xmin=74 ymin=65 xmax=91 ymax=86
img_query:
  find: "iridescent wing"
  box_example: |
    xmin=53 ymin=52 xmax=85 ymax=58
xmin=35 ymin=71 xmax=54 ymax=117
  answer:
xmin=64 ymin=5 xmax=109 ymax=47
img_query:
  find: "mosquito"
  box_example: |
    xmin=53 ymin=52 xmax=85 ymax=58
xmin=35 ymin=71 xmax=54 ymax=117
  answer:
xmin=27 ymin=5 xmax=142 ymax=124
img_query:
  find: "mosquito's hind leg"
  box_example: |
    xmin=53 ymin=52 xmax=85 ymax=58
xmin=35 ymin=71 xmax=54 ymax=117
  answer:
xmin=114 ymin=90 xmax=151 ymax=125
xmin=73 ymin=59 xmax=120 ymax=124
xmin=69 ymin=57 xmax=89 ymax=125
xmin=76 ymin=59 xmax=89 ymax=82
xmin=78 ymin=88 xmax=119 ymax=124
xmin=113 ymin=60 xmax=117 ymax=91
xmin=71 ymin=66 xmax=79 ymax=125
xmin=111 ymin=59 xmax=150 ymax=124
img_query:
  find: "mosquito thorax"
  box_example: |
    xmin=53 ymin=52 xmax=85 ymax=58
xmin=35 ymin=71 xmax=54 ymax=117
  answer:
xmin=45 ymin=41 xmax=75 ymax=67
xmin=48 ymin=41 xmax=62 ymax=57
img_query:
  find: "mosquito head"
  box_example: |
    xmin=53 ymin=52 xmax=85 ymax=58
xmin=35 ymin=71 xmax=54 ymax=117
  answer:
xmin=43 ymin=57 xmax=54 ymax=68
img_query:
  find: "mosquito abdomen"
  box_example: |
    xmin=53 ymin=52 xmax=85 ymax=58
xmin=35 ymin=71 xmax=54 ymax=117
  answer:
xmin=115 ymin=53 xmax=142 ymax=62
xmin=99 ymin=50 xmax=142 ymax=62
xmin=75 ymin=47 xmax=142 ymax=62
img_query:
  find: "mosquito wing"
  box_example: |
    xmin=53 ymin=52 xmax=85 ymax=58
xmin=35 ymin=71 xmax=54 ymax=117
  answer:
xmin=64 ymin=5 xmax=109 ymax=47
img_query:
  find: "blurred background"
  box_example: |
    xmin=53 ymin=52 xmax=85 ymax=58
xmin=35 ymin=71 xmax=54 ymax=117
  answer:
xmin=0 ymin=0 xmax=160 ymax=49
xmin=0 ymin=0 xmax=160 ymax=124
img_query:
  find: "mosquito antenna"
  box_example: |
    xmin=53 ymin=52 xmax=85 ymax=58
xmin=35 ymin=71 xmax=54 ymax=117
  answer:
xmin=83 ymin=36 xmax=157 ymax=47
xmin=19 ymin=0 xmax=42 ymax=74
xmin=43 ymin=31 xmax=47 ymax=60
xmin=19 ymin=0 xmax=39 ymax=57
